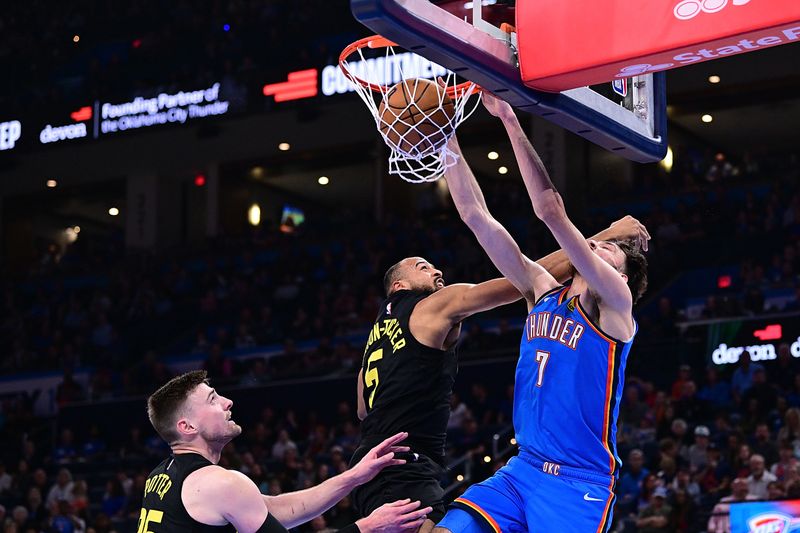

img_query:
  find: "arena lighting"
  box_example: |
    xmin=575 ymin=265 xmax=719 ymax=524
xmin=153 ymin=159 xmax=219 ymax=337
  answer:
xmin=701 ymin=114 xmax=713 ymax=123
xmin=708 ymin=75 xmax=721 ymax=84
xmin=64 ymin=227 xmax=79 ymax=244
xmin=318 ymin=176 xmax=330 ymax=185
xmin=659 ymin=146 xmax=674 ymax=172
xmin=108 ymin=207 xmax=120 ymax=216
xmin=498 ymin=166 xmax=508 ymax=175
xmin=717 ymin=275 xmax=732 ymax=288
xmin=73 ymin=226 xmax=81 ymax=233
xmin=194 ymin=174 xmax=206 ymax=187
xmin=223 ymin=24 xmax=231 ymax=32
xmin=250 ymin=166 xmax=265 ymax=179
xmin=456 ymin=475 xmax=464 ymax=482
xmin=487 ymin=151 xmax=499 ymax=160
xmin=73 ymin=35 xmax=80 ymax=43
xmin=753 ymin=324 xmax=782 ymax=341
xmin=278 ymin=142 xmax=291 ymax=151
xmin=510 ymin=438 xmax=517 ymax=445
xmin=46 ymin=179 xmax=57 ymax=188
xmin=248 ymin=203 xmax=261 ymax=226
xmin=483 ymin=456 xmax=492 ymax=463
xmin=263 ymin=70 xmax=318 ymax=102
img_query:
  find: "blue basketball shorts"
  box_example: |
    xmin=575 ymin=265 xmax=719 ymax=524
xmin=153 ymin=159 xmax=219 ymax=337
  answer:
xmin=438 ymin=452 xmax=617 ymax=533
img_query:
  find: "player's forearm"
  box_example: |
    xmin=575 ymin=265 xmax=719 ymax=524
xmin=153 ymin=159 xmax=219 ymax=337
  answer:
xmin=445 ymin=161 xmax=491 ymax=228
xmin=263 ymin=471 xmax=355 ymax=529
xmin=498 ymin=113 xmax=561 ymax=220
xmin=535 ymin=225 xmax=620 ymax=282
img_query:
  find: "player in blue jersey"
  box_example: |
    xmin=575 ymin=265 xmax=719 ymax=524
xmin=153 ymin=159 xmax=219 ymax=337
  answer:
xmin=434 ymin=92 xmax=649 ymax=533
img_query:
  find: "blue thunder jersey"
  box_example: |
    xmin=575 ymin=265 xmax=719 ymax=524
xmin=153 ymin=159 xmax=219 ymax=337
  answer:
xmin=514 ymin=284 xmax=636 ymax=477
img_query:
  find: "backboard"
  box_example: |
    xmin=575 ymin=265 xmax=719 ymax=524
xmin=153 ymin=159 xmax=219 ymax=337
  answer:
xmin=350 ymin=0 xmax=668 ymax=163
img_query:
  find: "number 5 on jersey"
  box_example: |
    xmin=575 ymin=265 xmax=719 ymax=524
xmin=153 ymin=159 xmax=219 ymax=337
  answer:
xmin=364 ymin=349 xmax=383 ymax=408
xmin=535 ymin=350 xmax=550 ymax=387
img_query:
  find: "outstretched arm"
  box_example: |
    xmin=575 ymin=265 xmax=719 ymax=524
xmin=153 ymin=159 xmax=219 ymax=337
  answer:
xmin=264 ymin=433 xmax=408 ymax=528
xmin=444 ymin=135 xmax=559 ymax=305
xmin=484 ymin=93 xmax=634 ymax=332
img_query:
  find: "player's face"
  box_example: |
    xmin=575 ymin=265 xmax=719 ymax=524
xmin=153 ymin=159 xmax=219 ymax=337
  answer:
xmin=587 ymin=240 xmax=627 ymax=280
xmin=186 ymin=383 xmax=242 ymax=444
xmin=404 ymin=258 xmax=444 ymax=293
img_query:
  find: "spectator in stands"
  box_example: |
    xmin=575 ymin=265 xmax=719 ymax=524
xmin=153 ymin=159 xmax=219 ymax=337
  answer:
xmin=54 ymin=428 xmax=79 ymax=464
xmin=751 ymin=423 xmax=779 ymax=466
xmin=272 ymin=429 xmax=298 ymax=460
xmin=636 ymin=486 xmax=672 ymax=533
xmin=777 ymin=408 xmax=800 ymax=450
xmin=0 ymin=462 xmax=11 ymax=496
xmin=731 ymin=355 xmax=764 ymax=402
xmin=203 ymin=343 xmax=234 ymax=382
xmin=746 ymin=454 xmax=777 ymax=499
xmin=771 ymin=441 xmax=797 ymax=482
xmin=46 ymin=468 xmax=74 ymax=509
xmin=689 ymin=425 xmax=711 ymax=472
xmin=741 ymin=367 xmax=778 ymax=418
xmin=239 ymin=357 xmax=270 ymax=387
xmin=49 ymin=499 xmax=85 ymax=533
xmin=698 ymin=367 xmax=732 ymax=410
xmin=671 ymin=365 xmax=693 ymax=401
xmin=767 ymin=480 xmax=786 ymax=500
xmin=447 ymin=393 xmax=472 ymax=431
xmin=55 ymin=369 xmax=85 ymax=408
xmin=675 ymin=381 xmax=709 ymax=424
xmin=669 ymin=488 xmax=698 ymax=533
xmin=707 ymin=477 xmax=756 ymax=533
xmin=617 ymin=448 xmax=649 ymax=515
xmin=101 ymin=478 xmax=127 ymax=523
xmin=769 ymin=343 xmax=799 ymax=391
xmin=620 ymin=385 xmax=649 ymax=429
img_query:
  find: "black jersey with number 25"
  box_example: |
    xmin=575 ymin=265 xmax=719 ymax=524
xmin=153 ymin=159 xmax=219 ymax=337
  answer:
xmin=359 ymin=290 xmax=457 ymax=462
xmin=138 ymin=453 xmax=234 ymax=533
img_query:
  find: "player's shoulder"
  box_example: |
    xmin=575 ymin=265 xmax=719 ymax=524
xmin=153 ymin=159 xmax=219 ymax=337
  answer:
xmin=184 ymin=465 xmax=259 ymax=506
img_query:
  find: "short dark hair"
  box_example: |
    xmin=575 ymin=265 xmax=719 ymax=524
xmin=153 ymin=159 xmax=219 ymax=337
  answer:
xmin=383 ymin=259 xmax=406 ymax=296
xmin=147 ymin=370 xmax=208 ymax=444
xmin=610 ymin=239 xmax=648 ymax=304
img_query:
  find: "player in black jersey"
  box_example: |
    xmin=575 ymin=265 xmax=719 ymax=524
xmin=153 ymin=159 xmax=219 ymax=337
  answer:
xmin=351 ymin=222 xmax=649 ymax=532
xmin=139 ymin=370 xmax=432 ymax=533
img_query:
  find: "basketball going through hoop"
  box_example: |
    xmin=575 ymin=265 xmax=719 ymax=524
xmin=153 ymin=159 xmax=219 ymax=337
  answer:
xmin=339 ymin=35 xmax=481 ymax=183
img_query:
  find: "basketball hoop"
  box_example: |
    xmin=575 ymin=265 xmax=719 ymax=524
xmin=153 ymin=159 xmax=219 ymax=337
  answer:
xmin=340 ymin=35 xmax=482 ymax=183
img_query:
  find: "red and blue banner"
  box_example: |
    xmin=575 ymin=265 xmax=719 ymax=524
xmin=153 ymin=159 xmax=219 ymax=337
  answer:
xmin=730 ymin=500 xmax=800 ymax=533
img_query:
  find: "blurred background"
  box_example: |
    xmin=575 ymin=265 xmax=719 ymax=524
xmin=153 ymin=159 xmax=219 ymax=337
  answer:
xmin=0 ymin=1 xmax=798 ymax=532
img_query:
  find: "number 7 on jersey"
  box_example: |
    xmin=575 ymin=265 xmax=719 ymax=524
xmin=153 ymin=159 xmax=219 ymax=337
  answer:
xmin=535 ymin=350 xmax=550 ymax=387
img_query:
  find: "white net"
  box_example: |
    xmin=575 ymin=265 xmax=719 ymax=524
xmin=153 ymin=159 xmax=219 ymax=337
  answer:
xmin=341 ymin=40 xmax=482 ymax=183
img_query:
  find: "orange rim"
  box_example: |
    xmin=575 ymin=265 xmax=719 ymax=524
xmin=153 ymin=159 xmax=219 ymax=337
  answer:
xmin=339 ymin=34 xmax=481 ymax=97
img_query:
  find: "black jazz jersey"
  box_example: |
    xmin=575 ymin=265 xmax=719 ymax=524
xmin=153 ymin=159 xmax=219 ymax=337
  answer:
xmin=138 ymin=453 xmax=235 ymax=533
xmin=359 ymin=290 xmax=457 ymax=462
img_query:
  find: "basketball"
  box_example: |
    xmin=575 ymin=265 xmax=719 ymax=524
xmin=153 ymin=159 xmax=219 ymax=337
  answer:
xmin=378 ymin=78 xmax=456 ymax=156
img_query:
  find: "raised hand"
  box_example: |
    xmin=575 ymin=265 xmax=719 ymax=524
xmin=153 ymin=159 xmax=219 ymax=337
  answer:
xmin=348 ymin=432 xmax=410 ymax=485
xmin=607 ymin=215 xmax=651 ymax=252
xmin=482 ymin=91 xmax=514 ymax=119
